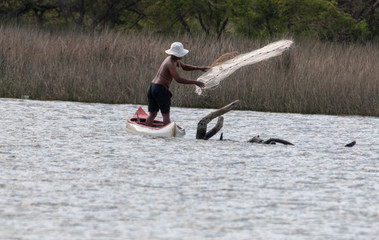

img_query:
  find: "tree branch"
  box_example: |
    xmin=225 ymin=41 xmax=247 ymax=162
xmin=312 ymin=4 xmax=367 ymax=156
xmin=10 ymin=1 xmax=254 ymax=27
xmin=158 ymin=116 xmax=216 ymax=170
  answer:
xmin=196 ymin=100 xmax=240 ymax=140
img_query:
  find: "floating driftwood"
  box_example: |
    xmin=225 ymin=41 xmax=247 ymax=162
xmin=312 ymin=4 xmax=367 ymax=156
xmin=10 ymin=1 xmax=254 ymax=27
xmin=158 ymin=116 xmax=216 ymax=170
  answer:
xmin=196 ymin=100 xmax=240 ymax=140
xmin=196 ymin=99 xmax=356 ymax=147
xmin=345 ymin=141 xmax=356 ymax=147
xmin=248 ymin=135 xmax=294 ymax=145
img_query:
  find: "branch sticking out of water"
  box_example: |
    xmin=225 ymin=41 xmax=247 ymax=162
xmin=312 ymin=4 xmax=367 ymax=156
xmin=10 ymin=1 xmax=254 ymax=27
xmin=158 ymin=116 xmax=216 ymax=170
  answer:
xmin=196 ymin=100 xmax=240 ymax=140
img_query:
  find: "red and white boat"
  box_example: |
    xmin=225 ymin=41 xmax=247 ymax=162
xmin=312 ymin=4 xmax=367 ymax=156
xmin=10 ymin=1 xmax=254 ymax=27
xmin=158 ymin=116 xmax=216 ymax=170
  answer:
xmin=126 ymin=107 xmax=185 ymax=138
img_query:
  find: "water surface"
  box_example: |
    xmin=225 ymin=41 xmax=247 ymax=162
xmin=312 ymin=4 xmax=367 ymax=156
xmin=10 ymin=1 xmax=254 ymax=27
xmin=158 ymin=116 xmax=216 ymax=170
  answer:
xmin=0 ymin=98 xmax=378 ymax=239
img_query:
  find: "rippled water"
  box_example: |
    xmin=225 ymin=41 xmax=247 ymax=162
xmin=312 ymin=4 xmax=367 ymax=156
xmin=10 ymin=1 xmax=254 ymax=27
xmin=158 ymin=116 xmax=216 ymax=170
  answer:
xmin=1 ymin=98 xmax=378 ymax=239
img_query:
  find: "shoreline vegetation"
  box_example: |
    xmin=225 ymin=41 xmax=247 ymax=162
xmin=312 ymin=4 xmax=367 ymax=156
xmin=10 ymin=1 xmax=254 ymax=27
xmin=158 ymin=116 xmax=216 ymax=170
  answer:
xmin=0 ymin=24 xmax=378 ymax=116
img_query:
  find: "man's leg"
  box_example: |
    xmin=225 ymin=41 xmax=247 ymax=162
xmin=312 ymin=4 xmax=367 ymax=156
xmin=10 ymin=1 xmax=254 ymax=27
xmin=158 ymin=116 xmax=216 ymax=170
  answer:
xmin=146 ymin=111 xmax=158 ymax=126
xmin=162 ymin=113 xmax=171 ymax=126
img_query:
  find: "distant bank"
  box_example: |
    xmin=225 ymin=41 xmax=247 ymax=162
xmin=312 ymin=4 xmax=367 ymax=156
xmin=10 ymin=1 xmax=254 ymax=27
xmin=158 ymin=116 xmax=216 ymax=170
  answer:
xmin=0 ymin=24 xmax=378 ymax=116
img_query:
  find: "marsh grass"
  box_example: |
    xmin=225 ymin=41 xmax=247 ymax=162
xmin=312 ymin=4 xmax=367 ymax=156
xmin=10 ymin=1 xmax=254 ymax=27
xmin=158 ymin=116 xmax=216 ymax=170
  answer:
xmin=0 ymin=24 xmax=378 ymax=116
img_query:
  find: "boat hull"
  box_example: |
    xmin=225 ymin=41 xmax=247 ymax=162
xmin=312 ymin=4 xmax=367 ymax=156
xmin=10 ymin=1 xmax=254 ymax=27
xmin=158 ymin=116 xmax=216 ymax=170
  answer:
xmin=126 ymin=107 xmax=185 ymax=138
xmin=126 ymin=120 xmax=185 ymax=138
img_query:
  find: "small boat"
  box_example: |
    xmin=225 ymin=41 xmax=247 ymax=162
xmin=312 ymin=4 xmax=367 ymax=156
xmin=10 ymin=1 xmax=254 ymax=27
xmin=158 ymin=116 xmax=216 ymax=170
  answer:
xmin=126 ymin=107 xmax=185 ymax=138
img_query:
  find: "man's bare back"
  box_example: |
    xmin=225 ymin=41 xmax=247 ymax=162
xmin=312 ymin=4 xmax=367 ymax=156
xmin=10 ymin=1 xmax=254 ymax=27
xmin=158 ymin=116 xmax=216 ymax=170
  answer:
xmin=151 ymin=56 xmax=177 ymax=89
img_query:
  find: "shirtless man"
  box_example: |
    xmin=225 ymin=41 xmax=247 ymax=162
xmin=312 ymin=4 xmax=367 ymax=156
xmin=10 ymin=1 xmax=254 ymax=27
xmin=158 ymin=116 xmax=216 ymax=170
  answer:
xmin=146 ymin=42 xmax=208 ymax=126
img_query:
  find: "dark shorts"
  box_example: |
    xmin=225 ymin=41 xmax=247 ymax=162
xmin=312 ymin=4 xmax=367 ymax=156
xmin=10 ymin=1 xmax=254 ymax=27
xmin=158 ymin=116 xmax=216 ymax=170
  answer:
xmin=147 ymin=83 xmax=172 ymax=114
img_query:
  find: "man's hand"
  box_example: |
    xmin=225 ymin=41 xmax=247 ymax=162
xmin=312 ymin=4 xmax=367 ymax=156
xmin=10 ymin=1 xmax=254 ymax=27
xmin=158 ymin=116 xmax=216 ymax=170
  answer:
xmin=196 ymin=81 xmax=205 ymax=88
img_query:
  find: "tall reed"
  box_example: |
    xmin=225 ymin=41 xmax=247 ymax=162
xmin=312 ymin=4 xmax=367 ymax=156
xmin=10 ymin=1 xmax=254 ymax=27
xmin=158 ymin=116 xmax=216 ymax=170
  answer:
xmin=0 ymin=24 xmax=378 ymax=116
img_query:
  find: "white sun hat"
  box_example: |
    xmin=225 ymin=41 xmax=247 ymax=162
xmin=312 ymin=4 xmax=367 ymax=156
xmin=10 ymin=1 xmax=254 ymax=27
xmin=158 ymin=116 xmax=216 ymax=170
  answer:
xmin=165 ymin=42 xmax=189 ymax=57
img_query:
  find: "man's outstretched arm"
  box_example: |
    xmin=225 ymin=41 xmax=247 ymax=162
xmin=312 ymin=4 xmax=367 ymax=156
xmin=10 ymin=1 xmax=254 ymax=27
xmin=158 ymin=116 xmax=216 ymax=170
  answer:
xmin=169 ymin=63 xmax=205 ymax=88
xmin=178 ymin=62 xmax=209 ymax=72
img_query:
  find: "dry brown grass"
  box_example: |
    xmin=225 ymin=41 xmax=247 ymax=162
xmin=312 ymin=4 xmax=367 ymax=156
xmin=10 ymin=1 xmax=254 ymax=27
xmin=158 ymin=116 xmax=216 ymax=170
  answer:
xmin=1 ymin=24 xmax=378 ymax=116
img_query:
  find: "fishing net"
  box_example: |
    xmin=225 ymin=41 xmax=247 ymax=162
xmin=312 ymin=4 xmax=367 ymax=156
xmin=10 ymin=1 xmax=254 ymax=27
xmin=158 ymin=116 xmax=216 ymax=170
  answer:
xmin=195 ymin=40 xmax=293 ymax=95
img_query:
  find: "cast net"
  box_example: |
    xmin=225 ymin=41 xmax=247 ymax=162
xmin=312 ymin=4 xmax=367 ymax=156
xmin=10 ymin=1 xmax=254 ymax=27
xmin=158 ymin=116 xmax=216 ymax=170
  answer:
xmin=195 ymin=40 xmax=293 ymax=95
